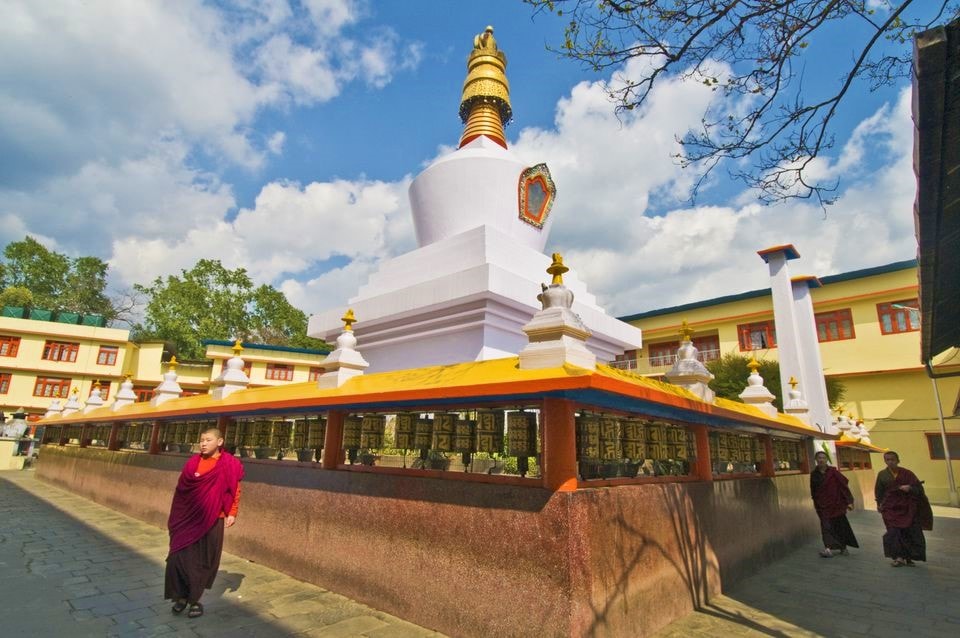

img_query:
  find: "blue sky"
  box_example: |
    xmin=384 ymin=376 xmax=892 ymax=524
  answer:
xmin=0 ymin=1 xmax=936 ymax=320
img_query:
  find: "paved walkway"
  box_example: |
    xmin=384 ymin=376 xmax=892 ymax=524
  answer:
xmin=656 ymin=505 xmax=960 ymax=637
xmin=0 ymin=472 xmax=444 ymax=638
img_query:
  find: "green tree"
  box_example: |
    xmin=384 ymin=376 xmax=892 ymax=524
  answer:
xmin=133 ymin=259 xmax=327 ymax=359
xmin=0 ymin=286 xmax=33 ymax=308
xmin=525 ymin=1 xmax=958 ymax=205
xmin=0 ymin=236 xmax=116 ymax=318
xmin=706 ymin=352 xmax=845 ymax=412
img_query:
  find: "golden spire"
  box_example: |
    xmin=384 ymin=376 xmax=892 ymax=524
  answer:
xmin=168 ymin=356 xmax=178 ymax=371
xmin=747 ymin=357 xmax=760 ymax=374
xmin=458 ymin=25 xmax=512 ymax=149
xmin=342 ymin=309 xmax=357 ymax=332
xmin=232 ymin=339 xmax=243 ymax=357
xmin=788 ymin=376 xmax=798 ymax=389
xmin=679 ymin=320 xmax=693 ymax=342
xmin=547 ymin=253 xmax=568 ymax=285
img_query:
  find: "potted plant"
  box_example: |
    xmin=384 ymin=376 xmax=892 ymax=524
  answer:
xmin=254 ymin=445 xmax=277 ymax=459
xmin=427 ymin=450 xmax=450 ymax=471
xmin=359 ymin=449 xmax=379 ymax=466
xmin=296 ymin=447 xmax=315 ymax=462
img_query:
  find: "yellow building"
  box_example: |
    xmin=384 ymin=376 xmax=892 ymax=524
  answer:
xmin=618 ymin=259 xmax=960 ymax=503
xmin=0 ymin=308 xmax=328 ymax=420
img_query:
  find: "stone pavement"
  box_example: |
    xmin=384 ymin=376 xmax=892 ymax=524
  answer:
xmin=0 ymin=472 xmax=444 ymax=638
xmin=656 ymin=506 xmax=960 ymax=638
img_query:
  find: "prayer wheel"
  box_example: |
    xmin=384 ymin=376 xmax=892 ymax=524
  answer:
xmin=360 ymin=415 xmax=386 ymax=449
xmin=474 ymin=409 xmax=504 ymax=453
xmin=342 ymin=416 xmax=362 ymax=449
xmin=431 ymin=413 xmax=457 ymax=452
xmin=598 ymin=416 xmax=622 ymax=461
xmin=414 ymin=417 xmax=433 ymax=452
xmin=575 ymin=414 xmax=601 ymax=461
xmin=395 ymin=412 xmax=417 ymax=450
xmin=506 ymin=411 xmax=537 ymax=457
xmin=621 ymin=418 xmax=648 ymax=461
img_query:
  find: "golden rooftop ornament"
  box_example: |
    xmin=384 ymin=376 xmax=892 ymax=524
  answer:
xmin=233 ymin=339 xmax=243 ymax=356
xmin=788 ymin=376 xmax=798 ymax=389
xmin=342 ymin=309 xmax=357 ymax=332
xmin=459 ymin=25 xmax=512 ymax=149
xmin=168 ymin=356 xmax=178 ymax=371
xmin=747 ymin=357 xmax=760 ymax=373
xmin=547 ymin=252 xmax=568 ymax=285
xmin=679 ymin=320 xmax=693 ymax=341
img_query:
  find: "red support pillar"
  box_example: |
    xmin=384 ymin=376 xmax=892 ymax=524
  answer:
xmin=541 ymin=398 xmax=578 ymax=492
xmin=759 ymin=434 xmax=775 ymax=478
xmin=79 ymin=424 xmax=90 ymax=448
xmin=148 ymin=421 xmax=162 ymax=455
xmin=107 ymin=422 xmax=121 ymax=451
xmin=691 ymin=425 xmax=713 ymax=482
xmin=322 ymin=410 xmax=346 ymax=469
xmin=57 ymin=425 xmax=68 ymax=446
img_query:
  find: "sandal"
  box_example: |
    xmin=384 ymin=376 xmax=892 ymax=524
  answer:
xmin=905 ymin=559 xmax=916 ymax=566
xmin=171 ymin=600 xmax=187 ymax=614
xmin=819 ymin=549 xmax=833 ymax=558
xmin=187 ymin=603 xmax=204 ymax=618
xmin=891 ymin=558 xmax=906 ymax=567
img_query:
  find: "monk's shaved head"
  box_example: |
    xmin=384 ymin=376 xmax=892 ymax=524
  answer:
xmin=201 ymin=427 xmax=222 ymax=439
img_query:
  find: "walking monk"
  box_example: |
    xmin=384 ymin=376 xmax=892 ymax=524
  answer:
xmin=810 ymin=450 xmax=859 ymax=558
xmin=875 ymin=450 xmax=932 ymax=567
xmin=165 ymin=427 xmax=244 ymax=618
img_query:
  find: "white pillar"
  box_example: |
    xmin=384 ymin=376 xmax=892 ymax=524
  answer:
xmin=791 ymin=277 xmax=834 ymax=435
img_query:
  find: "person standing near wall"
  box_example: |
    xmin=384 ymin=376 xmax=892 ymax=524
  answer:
xmin=875 ymin=451 xmax=932 ymax=567
xmin=810 ymin=450 xmax=859 ymax=558
xmin=165 ymin=428 xmax=244 ymax=618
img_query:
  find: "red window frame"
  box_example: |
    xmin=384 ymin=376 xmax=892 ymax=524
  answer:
xmin=648 ymin=342 xmax=678 ymax=367
xmin=88 ymin=382 xmax=110 ymax=400
xmin=96 ymin=345 xmax=119 ymax=366
xmin=0 ymin=335 xmax=20 ymax=357
xmin=815 ymin=309 xmax=855 ymax=342
xmin=692 ymin=335 xmax=720 ymax=362
xmin=133 ymin=386 xmax=155 ymax=403
xmin=0 ymin=373 xmax=10 ymax=394
xmin=926 ymin=433 xmax=960 ymax=460
xmin=308 ymin=367 xmax=324 ymax=381
xmin=42 ymin=340 xmax=79 ymax=362
xmin=738 ymin=321 xmax=777 ymax=351
xmin=265 ymin=363 xmax=294 ymax=381
xmin=877 ymin=299 xmax=920 ymax=335
xmin=33 ymin=376 xmax=72 ymax=398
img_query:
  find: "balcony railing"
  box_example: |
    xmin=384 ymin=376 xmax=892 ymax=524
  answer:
xmin=609 ymin=349 xmax=721 ymax=375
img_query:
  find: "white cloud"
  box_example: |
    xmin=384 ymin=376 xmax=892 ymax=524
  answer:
xmin=267 ymin=131 xmax=286 ymax=155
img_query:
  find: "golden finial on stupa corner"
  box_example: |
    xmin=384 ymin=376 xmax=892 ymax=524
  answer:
xmin=168 ymin=356 xmax=178 ymax=371
xmin=747 ymin=357 xmax=760 ymax=373
xmin=71 ymin=387 xmax=79 ymax=396
xmin=342 ymin=309 xmax=357 ymax=332
xmin=788 ymin=376 xmax=798 ymax=389
xmin=679 ymin=320 xmax=694 ymax=341
xmin=92 ymin=381 xmax=101 ymax=390
xmin=458 ymin=25 xmax=512 ymax=148
xmin=547 ymin=252 xmax=568 ymax=285
xmin=232 ymin=338 xmax=243 ymax=357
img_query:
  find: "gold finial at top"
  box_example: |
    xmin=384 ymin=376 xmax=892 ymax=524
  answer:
xmin=342 ymin=309 xmax=357 ymax=332
xmin=93 ymin=381 xmax=101 ymax=390
xmin=459 ymin=25 xmax=512 ymax=149
xmin=547 ymin=252 xmax=568 ymax=285
xmin=747 ymin=357 xmax=760 ymax=373
xmin=679 ymin=320 xmax=693 ymax=341
xmin=232 ymin=339 xmax=243 ymax=357
xmin=168 ymin=356 xmax=178 ymax=371
xmin=788 ymin=376 xmax=798 ymax=389
xmin=71 ymin=387 xmax=79 ymax=395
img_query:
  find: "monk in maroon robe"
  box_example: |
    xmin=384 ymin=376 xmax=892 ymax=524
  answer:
xmin=874 ymin=450 xmax=931 ymax=567
xmin=165 ymin=428 xmax=244 ymax=618
xmin=810 ymin=451 xmax=858 ymax=557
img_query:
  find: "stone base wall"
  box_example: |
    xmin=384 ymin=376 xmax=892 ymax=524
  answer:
xmin=36 ymin=446 xmax=875 ymax=637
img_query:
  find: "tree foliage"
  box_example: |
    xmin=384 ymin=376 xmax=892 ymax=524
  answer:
xmin=525 ymin=0 xmax=959 ymax=205
xmin=0 ymin=236 xmax=116 ymax=319
xmin=133 ymin=259 xmax=327 ymax=359
xmin=706 ymin=351 xmax=845 ymax=411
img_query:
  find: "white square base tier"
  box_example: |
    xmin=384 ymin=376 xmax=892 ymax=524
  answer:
xmin=308 ymin=225 xmax=642 ymax=373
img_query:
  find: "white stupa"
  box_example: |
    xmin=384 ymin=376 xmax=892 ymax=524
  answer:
xmin=309 ymin=26 xmax=641 ymax=372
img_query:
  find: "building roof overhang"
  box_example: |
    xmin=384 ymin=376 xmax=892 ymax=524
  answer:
xmin=914 ymin=20 xmax=960 ymax=365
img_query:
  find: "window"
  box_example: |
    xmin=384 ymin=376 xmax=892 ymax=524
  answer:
xmin=738 ymin=321 xmax=777 ymax=350
xmin=42 ymin=340 xmax=79 ymax=362
xmin=877 ymin=299 xmax=920 ymax=335
xmin=96 ymin=345 xmax=118 ymax=365
xmin=133 ymin=386 xmax=155 ymax=403
xmin=265 ymin=363 xmax=294 ymax=381
xmin=815 ymin=309 xmax=855 ymax=342
xmin=0 ymin=336 xmax=20 ymax=357
xmin=220 ymin=359 xmax=252 ymax=377
xmin=0 ymin=373 xmax=10 ymax=394
xmin=692 ymin=335 xmax=720 ymax=362
xmin=88 ymin=382 xmax=110 ymax=400
xmin=648 ymin=342 xmax=678 ymax=367
xmin=33 ymin=376 xmax=72 ymax=398
xmin=308 ymin=367 xmax=324 ymax=381
xmin=927 ymin=433 xmax=960 ymax=460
